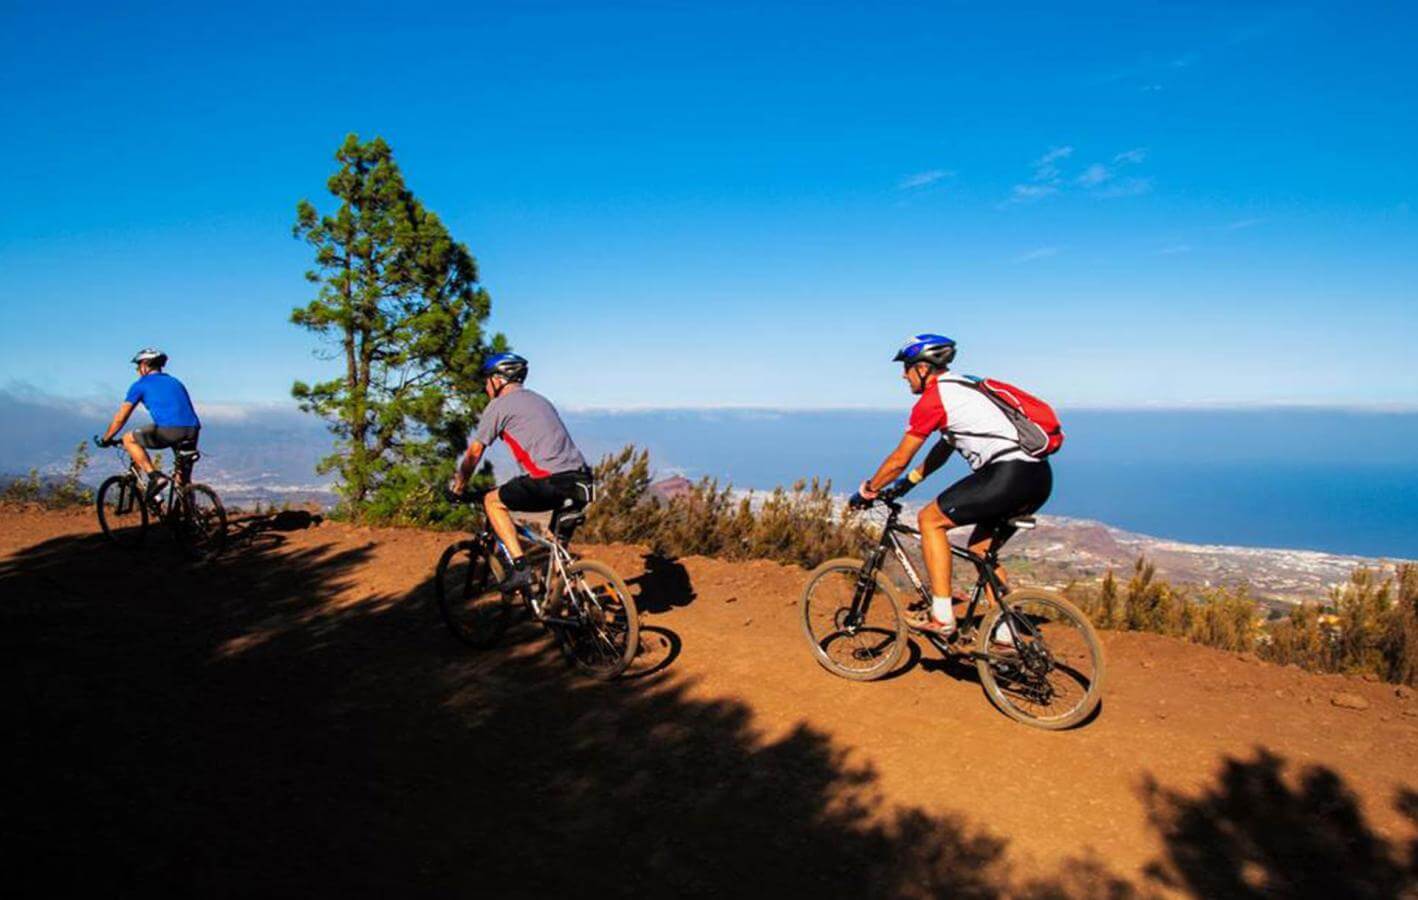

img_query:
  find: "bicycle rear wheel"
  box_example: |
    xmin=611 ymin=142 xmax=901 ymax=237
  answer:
xmin=975 ymin=588 xmax=1105 ymax=730
xmin=800 ymin=558 xmax=907 ymax=681
xmin=547 ymin=559 xmax=638 ymax=679
xmin=435 ymin=542 xmax=511 ymax=648
xmin=174 ymin=484 xmax=227 ymax=560
xmin=96 ymin=475 xmax=147 ymax=550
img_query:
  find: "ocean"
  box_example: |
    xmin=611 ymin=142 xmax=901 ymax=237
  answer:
xmin=561 ymin=409 xmax=1418 ymax=559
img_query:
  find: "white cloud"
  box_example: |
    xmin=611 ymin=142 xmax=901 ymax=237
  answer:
xmin=1097 ymin=176 xmax=1154 ymax=198
xmin=1158 ymin=244 xmax=1193 ymax=255
xmin=1223 ymin=217 xmax=1266 ymax=231
xmin=1012 ymin=246 xmax=1060 ymax=264
xmin=1006 ymin=143 xmax=1152 ymax=205
xmin=898 ymin=169 xmax=953 ymax=190
xmin=1031 ymin=145 xmax=1074 ymax=182
xmin=1077 ymin=163 xmax=1112 ymax=187
xmin=1004 ymin=183 xmax=1059 ymax=205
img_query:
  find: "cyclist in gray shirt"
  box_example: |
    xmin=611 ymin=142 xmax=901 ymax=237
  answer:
xmin=451 ymin=353 xmax=592 ymax=593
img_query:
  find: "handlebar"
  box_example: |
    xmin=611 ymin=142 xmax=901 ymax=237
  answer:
xmin=444 ymin=485 xmax=493 ymax=504
xmin=848 ymin=492 xmax=903 ymax=513
xmin=93 ymin=434 xmax=119 ymax=448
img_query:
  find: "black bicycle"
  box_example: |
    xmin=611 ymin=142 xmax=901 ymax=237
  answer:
xmin=93 ymin=436 xmax=227 ymax=560
xmin=800 ymin=495 xmax=1105 ymax=729
xmin=434 ymin=487 xmax=640 ymax=679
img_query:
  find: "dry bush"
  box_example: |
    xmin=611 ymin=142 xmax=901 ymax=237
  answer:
xmin=1182 ymin=586 xmax=1259 ymax=653
xmin=1070 ymin=556 xmax=1417 ymax=687
xmin=1123 ymin=558 xmax=1185 ymax=636
xmin=2 ymin=442 xmax=93 ymax=509
xmin=580 ymin=445 xmax=871 ymax=568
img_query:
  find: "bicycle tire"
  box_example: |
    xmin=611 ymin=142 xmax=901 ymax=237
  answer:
xmin=96 ymin=475 xmax=148 ymax=550
xmin=434 ymin=541 xmax=511 ymax=649
xmin=174 ymin=483 xmax=227 ymax=560
xmin=800 ymin=557 xmax=908 ymax=682
xmin=546 ymin=559 xmax=639 ymax=679
xmin=974 ymin=588 xmax=1105 ymax=730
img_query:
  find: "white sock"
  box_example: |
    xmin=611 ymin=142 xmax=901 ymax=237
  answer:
xmin=931 ymin=595 xmax=956 ymax=627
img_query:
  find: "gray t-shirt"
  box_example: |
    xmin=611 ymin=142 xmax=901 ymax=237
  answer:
xmin=474 ymin=387 xmax=587 ymax=478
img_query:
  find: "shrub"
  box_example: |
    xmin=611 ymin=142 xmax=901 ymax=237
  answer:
xmin=1 ymin=469 xmax=43 ymax=503
xmin=1071 ymin=557 xmax=1417 ymax=687
xmin=1 ymin=442 xmax=93 ymax=509
xmin=580 ymin=445 xmax=872 ymax=568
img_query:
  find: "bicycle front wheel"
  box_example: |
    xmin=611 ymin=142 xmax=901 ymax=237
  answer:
xmin=174 ymin=484 xmax=227 ymax=560
xmin=96 ymin=475 xmax=147 ymax=550
xmin=801 ymin=558 xmax=907 ymax=681
xmin=547 ymin=559 xmax=639 ymax=679
xmin=435 ymin=542 xmax=511 ymax=649
xmin=975 ymin=588 xmax=1105 ymax=730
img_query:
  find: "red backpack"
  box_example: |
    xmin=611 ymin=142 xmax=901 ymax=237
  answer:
xmin=958 ymin=375 xmax=1065 ymax=458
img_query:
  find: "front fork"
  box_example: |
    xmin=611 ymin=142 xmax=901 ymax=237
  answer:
xmin=846 ymin=547 xmax=889 ymax=628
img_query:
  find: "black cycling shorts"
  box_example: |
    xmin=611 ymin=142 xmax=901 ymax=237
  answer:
xmin=498 ymin=467 xmax=594 ymax=513
xmin=135 ymin=425 xmax=200 ymax=450
xmin=935 ymin=459 xmax=1052 ymax=527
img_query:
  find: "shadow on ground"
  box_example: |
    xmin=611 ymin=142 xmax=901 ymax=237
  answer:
xmin=4 ymin=516 xmax=1415 ymax=897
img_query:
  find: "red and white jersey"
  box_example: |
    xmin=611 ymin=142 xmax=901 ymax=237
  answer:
xmin=907 ymin=374 xmax=1038 ymax=471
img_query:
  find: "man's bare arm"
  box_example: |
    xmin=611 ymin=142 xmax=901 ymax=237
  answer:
xmin=864 ymin=432 xmax=926 ymax=494
xmin=101 ymin=402 xmax=136 ymax=443
xmin=452 ymin=440 xmax=486 ymax=491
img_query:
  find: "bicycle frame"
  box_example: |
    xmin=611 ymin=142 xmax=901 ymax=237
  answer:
xmin=104 ymin=444 xmax=198 ymax=518
xmin=457 ymin=495 xmax=587 ymax=625
xmin=848 ymin=500 xmax=1015 ymax=640
xmin=512 ymin=519 xmax=580 ymax=612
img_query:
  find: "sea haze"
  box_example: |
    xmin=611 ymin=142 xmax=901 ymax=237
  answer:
xmin=562 ymin=408 xmax=1418 ymax=559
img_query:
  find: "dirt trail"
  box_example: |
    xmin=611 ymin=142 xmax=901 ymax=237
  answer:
xmin=5 ymin=507 xmax=1417 ymax=897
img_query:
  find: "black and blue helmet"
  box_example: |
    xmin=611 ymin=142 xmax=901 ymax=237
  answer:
xmin=893 ymin=334 xmax=956 ymax=369
xmin=481 ymin=352 xmax=528 ymax=383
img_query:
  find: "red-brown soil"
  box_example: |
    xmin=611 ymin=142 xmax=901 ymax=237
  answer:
xmin=5 ymin=506 xmax=1417 ymax=897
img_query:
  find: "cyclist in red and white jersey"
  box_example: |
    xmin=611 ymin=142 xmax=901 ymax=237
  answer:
xmin=853 ymin=334 xmax=1052 ymax=636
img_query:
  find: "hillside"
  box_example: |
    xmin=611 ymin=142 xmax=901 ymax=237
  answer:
xmin=5 ymin=506 xmax=1417 ymax=897
xmin=1002 ymin=515 xmax=1412 ymax=606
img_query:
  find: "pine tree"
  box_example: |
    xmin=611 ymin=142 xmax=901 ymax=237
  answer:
xmin=291 ymin=135 xmax=504 ymax=520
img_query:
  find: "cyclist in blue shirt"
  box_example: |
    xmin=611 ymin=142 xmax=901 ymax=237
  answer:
xmin=99 ymin=348 xmax=202 ymax=498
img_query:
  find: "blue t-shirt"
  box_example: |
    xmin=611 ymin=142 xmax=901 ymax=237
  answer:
xmin=124 ymin=373 xmax=201 ymax=428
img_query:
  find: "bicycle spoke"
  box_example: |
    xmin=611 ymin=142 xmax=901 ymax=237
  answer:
xmin=801 ymin=561 xmax=906 ymax=681
xmin=977 ymin=591 xmax=1104 ymax=729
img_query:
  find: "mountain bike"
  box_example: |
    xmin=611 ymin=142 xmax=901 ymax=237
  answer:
xmin=435 ymin=487 xmax=639 ymax=680
xmin=92 ymin=436 xmax=227 ymax=560
xmin=800 ymin=495 xmax=1105 ymax=729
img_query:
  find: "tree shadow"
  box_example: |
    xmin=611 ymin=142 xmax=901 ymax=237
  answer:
xmin=3 ymin=525 xmax=1033 ymax=897
xmin=627 ymin=551 xmax=696 ymax=613
xmin=1142 ymin=748 xmax=1418 ymax=898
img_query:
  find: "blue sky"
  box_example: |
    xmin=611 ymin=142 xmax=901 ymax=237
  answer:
xmin=2 ymin=1 xmax=1415 ymax=410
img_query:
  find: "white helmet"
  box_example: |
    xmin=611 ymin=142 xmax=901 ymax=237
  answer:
xmin=131 ymin=347 xmax=168 ymax=367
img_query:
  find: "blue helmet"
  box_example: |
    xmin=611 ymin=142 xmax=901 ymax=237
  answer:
xmin=893 ymin=334 xmax=956 ymax=369
xmin=481 ymin=352 xmax=528 ymax=383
